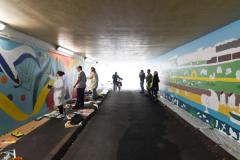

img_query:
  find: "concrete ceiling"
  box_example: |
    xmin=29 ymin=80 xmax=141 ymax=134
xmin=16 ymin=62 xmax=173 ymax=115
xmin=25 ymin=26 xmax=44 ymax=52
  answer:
xmin=0 ymin=0 xmax=240 ymax=62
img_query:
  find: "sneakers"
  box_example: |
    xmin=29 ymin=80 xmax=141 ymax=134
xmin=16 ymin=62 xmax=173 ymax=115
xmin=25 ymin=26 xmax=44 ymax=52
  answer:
xmin=11 ymin=131 xmax=24 ymax=138
xmin=93 ymin=104 xmax=99 ymax=109
xmin=64 ymin=121 xmax=82 ymax=128
xmin=44 ymin=110 xmax=60 ymax=118
xmin=56 ymin=114 xmax=65 ymax=119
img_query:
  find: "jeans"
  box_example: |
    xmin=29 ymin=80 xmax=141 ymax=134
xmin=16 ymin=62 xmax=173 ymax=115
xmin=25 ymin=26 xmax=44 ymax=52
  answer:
xmin=92 ymin=88 xmax=97 ymax=100
xmin=75 ymin=87 xmax=85 ymax=109
xmin=113 ymin=82 xmax=117 ymax=91
xmin=140 ymin=81 xmax=144 ymax=92
xmin=152 ymin=87 xmax=158 ymax=98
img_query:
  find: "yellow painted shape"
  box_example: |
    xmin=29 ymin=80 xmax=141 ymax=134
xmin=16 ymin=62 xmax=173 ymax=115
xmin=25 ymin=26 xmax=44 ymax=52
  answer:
xmin=218 ymin=105 xmax=231 ymax=117
xmin=174 ymin=76 xmax=240 ymax=83
xmin=0 ymin=80 xmax=53 ymax=121
xmin=169 ymin=86 xmax=201 ymax=104
xmin=218 ymin=105 xmax=239 ymax=117
xmin=191 ymin=70 xmax=197 ymax=78
xmin=32 ymin=80 xmax=54 ymax=115
xmin=169 ymin=86 xmax=240 ymax=116
xmin=0 ymin=93 xmax=29 ymax=121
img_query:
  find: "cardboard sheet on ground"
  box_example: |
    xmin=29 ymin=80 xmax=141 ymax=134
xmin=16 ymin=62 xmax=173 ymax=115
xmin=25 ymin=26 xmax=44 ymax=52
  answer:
xmin=0 ymin=149 xmax=16 ymax=159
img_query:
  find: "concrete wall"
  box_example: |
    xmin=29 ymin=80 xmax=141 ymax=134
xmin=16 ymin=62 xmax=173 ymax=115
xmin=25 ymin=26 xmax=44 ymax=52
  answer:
xmin=154 ymin=20 xmax=240 ymax=142
xmin=0 ymin=26 xmax=85 ymax=135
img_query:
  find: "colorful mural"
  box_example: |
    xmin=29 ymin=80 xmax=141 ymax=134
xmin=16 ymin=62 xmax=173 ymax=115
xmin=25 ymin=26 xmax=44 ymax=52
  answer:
xmin=158 ymin=20 xmax=240 ymax=142
xmin=0 ymin=37 xmax=84 ymax=135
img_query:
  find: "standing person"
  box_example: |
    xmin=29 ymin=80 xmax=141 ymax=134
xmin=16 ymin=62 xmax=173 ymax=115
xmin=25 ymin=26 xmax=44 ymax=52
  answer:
xmin=152 ymin=71 xmax=160 ymax=101
xmin=73 ymin=66 xmax=87 ymax=110
xmin=112 ymin=72 xmax=122 ymax=91
xmin=48 ymin=71 xmax=65 ymax=118
xmin=139 ymin=70 xmax=145 ymax=93
xmin=88 ymin=67 xmax=99 ymax=100
xmin=146 ymin=69 xmax=153 ymax=96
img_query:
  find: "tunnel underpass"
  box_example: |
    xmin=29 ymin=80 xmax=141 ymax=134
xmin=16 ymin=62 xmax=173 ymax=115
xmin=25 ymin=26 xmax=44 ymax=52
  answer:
xmin=0 ymin=1 xmax=240 ymax=160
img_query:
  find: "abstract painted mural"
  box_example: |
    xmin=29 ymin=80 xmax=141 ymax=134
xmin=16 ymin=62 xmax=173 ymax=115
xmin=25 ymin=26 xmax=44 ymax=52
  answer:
xmin=157 ymin=20 xmax=240 ymax=142
xmin=0 ymin=37 xmax=84 ymax=135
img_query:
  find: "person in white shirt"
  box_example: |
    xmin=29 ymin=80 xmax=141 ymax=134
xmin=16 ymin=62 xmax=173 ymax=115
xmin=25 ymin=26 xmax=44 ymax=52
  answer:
xmin=88 ymin=67 xmax=99 ymax=100
xmin=48 ymin=71 xmax=65 ymax=118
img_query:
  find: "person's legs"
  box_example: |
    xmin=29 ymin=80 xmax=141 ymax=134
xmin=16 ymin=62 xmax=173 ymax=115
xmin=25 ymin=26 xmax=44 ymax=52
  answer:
xmin=56 ymin=105 xmax=65 ymax=118
xmin=113 ymin=82 xmax=116 ymax=91
xmin=153 ymin=88 xmax=156 ymax=97
xmin=79 ymin=88 xmax=85 ymax=109
xmin=92 ymin=88 xmax=97 ymax=100
xmin=114 ymin=82 xmax=117 ymax=91
xmin=140 ymin=81 xmax=144 ymax=92
xmin=153 ymin=88 xmax=158 ymax=100
xmin=143 ymin=82 xmax=145 ymax=92
xmin=148 ymin=88 xmax=151 ymax=96
xmin=58 ymin=105 xmax=64 ymax=114
xmin=74 ymin=88 xmax=81 ymax=109
xmin=147 ymin=84 xmax=152 ymax=96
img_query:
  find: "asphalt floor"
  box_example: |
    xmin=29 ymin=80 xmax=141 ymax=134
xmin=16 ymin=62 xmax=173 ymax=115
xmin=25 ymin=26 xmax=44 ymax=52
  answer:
xmin=62 ymin=91 xmax=222 ymax=160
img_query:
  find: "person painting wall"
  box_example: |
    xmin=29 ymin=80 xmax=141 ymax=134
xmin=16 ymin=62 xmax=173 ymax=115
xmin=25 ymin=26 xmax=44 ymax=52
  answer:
xmin=0 ymin=37 xmax=85 ymax=135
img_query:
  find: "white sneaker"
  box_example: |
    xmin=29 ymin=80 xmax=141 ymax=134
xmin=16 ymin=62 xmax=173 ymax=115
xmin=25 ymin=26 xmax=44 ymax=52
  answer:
xmin=93 ymin=104 xmax=99 ymax=109
xmin=56 ymin=114 xmax=65 ymax=119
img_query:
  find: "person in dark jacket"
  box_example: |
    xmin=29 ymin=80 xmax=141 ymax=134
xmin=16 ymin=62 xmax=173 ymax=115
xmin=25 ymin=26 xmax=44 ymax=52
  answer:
xmin=139 ymin=70 xmax=145 ymax=93
xmin=146 ymin=69 xmax=153 ymax=96
xmin=152 ymin=71 xmax=160 ymax=100
xmin=112 ymin=72 xmax=122 ymax=91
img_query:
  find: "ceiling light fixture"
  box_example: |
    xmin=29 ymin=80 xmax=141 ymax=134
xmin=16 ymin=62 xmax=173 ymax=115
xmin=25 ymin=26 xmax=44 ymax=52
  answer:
xmin=57 ymin=47 xmax=74 ymax=56
xmin=0 ymin=22 xmax=6 ymax=31
xmin=84 ymin=57 xmax=94 ymax=63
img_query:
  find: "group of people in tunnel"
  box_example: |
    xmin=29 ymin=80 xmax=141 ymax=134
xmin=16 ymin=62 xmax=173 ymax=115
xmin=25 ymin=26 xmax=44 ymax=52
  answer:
xmin=47 ymin=66 xmax=160 ymax=119
xmin=139 ymin=69 xmax=160 ymax=100
xmin=48 ymin=66 xmax=99 ymax=119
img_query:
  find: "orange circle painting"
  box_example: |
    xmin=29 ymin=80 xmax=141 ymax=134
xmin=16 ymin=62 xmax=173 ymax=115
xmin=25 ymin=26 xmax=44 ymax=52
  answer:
xmin=0 ymin=75 xmax=8 ymax=84
xmin=20 ymin=95 xmax=26 ymax=101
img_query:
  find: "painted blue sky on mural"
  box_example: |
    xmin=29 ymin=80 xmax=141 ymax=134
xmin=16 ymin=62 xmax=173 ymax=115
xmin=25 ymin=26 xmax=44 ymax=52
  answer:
xmin=155 ymin=20 xmax=240 ymax=61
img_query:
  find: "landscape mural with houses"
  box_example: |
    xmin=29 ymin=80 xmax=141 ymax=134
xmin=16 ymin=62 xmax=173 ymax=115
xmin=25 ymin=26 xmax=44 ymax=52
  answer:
xmin=158 ymin=20 xmax=240 ymax=142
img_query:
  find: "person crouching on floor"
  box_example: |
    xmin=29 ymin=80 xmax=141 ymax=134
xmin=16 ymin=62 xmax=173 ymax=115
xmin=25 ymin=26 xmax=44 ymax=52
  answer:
xmin=48 ymin=71 xmax=65 ymax=118
xmin=88 ymin=67 xmax=99 ymax=100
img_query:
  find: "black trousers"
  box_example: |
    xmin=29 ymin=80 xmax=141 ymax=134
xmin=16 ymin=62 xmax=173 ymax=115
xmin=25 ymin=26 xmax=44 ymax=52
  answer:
xmin=58 ymin=105 xmax=64 ymax=114
xmin=152 ymin=87 xmax=158 ymax=98
xmin=75 ymin=87 xmax=85 ymax=109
